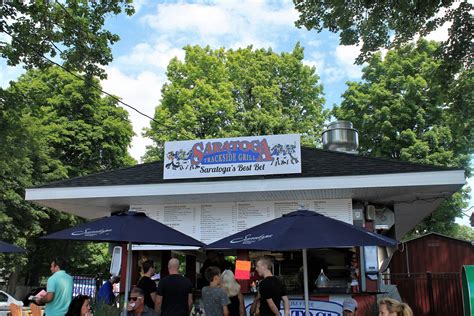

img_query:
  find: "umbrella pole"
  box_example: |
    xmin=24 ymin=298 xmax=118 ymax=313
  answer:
xmin=123 ymin=242 xmax=133 ymax=315
xmin=302 ymin=248 xmax=309 ymax=315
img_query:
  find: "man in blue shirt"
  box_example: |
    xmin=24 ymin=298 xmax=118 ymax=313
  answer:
xmin=97 ymin=275 xmax=120 ymax=305
xmin=35 ymin=257 xmax=73 ymax=316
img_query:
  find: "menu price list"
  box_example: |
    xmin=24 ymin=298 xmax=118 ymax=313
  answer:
xmin=131 ymin=199 xmax=353 ymax=244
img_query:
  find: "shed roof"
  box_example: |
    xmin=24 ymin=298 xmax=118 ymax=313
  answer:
xmin=403 ymin=232 xmax=474 ymax=246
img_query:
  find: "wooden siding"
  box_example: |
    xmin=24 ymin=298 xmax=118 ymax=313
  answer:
xmin=390 ymin=234 xmax=474 ymax=273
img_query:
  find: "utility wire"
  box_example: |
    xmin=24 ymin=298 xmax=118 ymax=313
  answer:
xmin=1 ymin=27 xmax=187 ymax=136
xmin=52 ymin=0 xmax=194 ymax=138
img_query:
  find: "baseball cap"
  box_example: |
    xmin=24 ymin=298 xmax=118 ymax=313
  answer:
xmin=343 ymin=298 xmax=358 ymax=312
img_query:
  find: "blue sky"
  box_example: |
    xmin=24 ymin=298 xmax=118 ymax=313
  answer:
xmin=99 ymin=0 xmax=365 ymax=160
xmin=0 ymin=0 xmax=471 ymax=225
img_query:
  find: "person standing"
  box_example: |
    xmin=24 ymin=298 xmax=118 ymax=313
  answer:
xmin=220 ymin=270 xmax=245 ymax=316
xmin=137 ymin=260 xmax=157 ymax=309
xmin=254 ymin=257 xmax=289 ymax=316
xmin=97 ymin=275 xmax=120 ymax=305
xmin=155 ymin=258 xmax=193 ymax=316
xmin=121 ymin=288 xmax=157 ymax=316
xmin=202 ymin=266 xmax=230 ymax=316
xmin=35 ymin=257 xmax=73 ymax=316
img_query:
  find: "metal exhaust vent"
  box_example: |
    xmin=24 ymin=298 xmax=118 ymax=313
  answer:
xmin=322 ymin=121 xmax=359 ymax=154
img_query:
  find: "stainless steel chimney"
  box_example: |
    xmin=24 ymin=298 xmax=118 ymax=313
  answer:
xmin=322 ymin=121 xmax=359 ymax=153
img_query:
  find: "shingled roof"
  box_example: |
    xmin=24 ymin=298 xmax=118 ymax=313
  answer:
xmin=36 ymin=147 xmax=461 ymax=188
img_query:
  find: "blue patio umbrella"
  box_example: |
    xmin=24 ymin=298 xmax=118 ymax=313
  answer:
xmin=42 ymin=211 xmax=204 ymax=313
xmin=207 ymin=210 xmax=397 ymax=315
xmin=0 ymin=241 xmax=26 ymax=253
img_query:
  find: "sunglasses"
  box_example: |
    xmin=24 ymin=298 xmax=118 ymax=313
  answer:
xmin=129 ymin=297 xmax=142 ymax=301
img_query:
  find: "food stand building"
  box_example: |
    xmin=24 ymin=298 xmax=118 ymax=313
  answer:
xmin=25 ymin=130 xmax=466 ymax=314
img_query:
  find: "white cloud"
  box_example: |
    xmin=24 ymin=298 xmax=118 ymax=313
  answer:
xmin=425 ymin=21 xmax=451 ymax=42
xmin=140 ymin=0 xmax=297 ymax=48
xmin=304 ymin=47 xmax=362 ymax=84
xmin=116 ymin=36 xmax=185 ymax=70
xmin=334 ymin=45 xmax=363 ymax=79
xmin=416 ymin=2 xmax=459 ymax=43
xmin=131 ymin=0 xmax=150 ymax=14
xmin=141 ymin=3 xmax=232 ymax=36
xmin=102 ymin=67 xmax=165 ymax=162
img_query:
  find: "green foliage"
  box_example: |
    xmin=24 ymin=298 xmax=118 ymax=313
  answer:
xmin=0 ymin=66 xmax=134 ymax=285
xmin=293 ymin=0 xmax=473 ymax=68
xmin=449 ymin=224 xmax=474 ymax=242
xmin=1 ymin=0 xmax=135 ymax=79
xmin=143 ymin=44 xmax=328 ymax=161
xmin=333 ymin=40 xmax=473 ymax=237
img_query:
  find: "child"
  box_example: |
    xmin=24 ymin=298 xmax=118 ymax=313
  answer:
xmin=202 ymin=266 xmax=230 ymax=316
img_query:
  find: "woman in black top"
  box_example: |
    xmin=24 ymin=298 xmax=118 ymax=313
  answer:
xmin=221 ymin=270 xmax=245 ymax=316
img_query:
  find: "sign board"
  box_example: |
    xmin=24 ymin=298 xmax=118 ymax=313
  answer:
xmin=131 ymin=199 xmax=352 ymax=244
xmin=235 ymin=260 xmax=251 ymax=280
xmin=244 ymin=298 xmax=343 ymax=316
xmin=163 ymin=134 xmax=301 ymax=179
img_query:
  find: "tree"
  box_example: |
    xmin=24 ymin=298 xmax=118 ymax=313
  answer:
xmin=0 ymin=66 xmax=135 ymax=287
xmin=1 ymin=0 xmax=134 ymax=79
xmin=143 ymin=44 xmax=328 ymax=161
xmin=9 ymin=66 xmax=136 ymax=176
xmin=293 ymin=0 xmax=473 ymax=68
xmin=448 ymin=224 xmax=474 ymax=242
xmin=333 ymin=40 xmax=473 ymax=236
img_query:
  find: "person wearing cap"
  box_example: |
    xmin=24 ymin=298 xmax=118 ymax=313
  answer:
xmin=342 ymin=298 xmax=358 ymax=315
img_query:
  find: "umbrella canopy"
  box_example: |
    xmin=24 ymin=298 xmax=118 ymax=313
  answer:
xmin=42 ymin=211 xmax=204 ymax=313
xmin=207 ymin=210 xmax=397 ymax=250
xmin=0 ymin=241 xmax=26 ymax=253
xmin=207 ymin=210 xmax=397 ymax=316
xmin=42 ymin=211 xmax=205 ymax=246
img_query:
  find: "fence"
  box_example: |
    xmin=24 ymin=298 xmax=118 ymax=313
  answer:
xmin=381 ymin=272 xmax=463 ymax=316
xmin=72 ymin=275 xmax=103 ymax=298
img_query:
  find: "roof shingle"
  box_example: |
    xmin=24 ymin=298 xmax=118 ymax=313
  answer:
xmin=35 ymin=148 xmax=462 ymax=188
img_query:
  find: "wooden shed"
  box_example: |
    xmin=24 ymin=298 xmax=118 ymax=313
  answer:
xmin=385 ymin=232 xmax=473 ymax=316
xmin=390 ymin=232 xmax=474 ymax=273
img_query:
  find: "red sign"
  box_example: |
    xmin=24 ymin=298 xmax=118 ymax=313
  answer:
xmin=235 ymin=260 xmax=251 ymax=280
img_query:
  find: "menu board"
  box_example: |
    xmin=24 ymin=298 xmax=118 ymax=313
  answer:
xmin=200 ymin=203 xmax=237 ymax=244
xmin=236 ymin=202 xmax=273 ymax=231
xmin=131 ymin=199 xmax=353 ymax=245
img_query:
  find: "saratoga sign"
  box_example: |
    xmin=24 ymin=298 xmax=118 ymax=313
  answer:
xmin=163 ymin=134 xmax=301 ymax=179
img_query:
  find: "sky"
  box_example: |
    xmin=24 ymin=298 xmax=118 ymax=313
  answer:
xmin=0 ymin=0 xmax=472 ymax=226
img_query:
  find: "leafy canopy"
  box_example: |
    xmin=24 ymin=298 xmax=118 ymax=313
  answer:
xmin=294 ymin=0 xmax=473 ymax=68
xmin=1 ymin=0 xmax=134 ymax=79
xmin=144 ymin=44 xmax=328 ymax=162
xmin=0 ymin=66 xmax=134 ymax=283
xmin=333 ymin=40 xmax=473 ymax=236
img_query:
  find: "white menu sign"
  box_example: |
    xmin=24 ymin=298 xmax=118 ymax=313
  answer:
xmin=163 ymin=134 xmax=301 ymax=179
xmin=131 ymin=199 xmax=352 ymax=245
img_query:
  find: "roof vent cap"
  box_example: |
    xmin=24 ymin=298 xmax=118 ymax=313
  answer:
xmin=322 ymin=121 xmax=359 ymax=154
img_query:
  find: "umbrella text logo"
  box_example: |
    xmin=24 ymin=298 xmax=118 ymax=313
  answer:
xmin=230 ymin=234 xmax=273 ymax=245
xmin=71 ymin=228 xmax=112 ymax=237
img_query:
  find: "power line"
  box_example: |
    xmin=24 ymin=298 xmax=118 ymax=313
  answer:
xmin=3 ymin=1 xmax=197 ymax=141
xmin=1 ymin=28 xmax=191 ymax=138
xmin=50 ymin=1 xmax=192 ymax=135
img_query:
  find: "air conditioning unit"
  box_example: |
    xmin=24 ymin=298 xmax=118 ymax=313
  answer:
xmin=374 ymin=207 xmax=395 ymax=230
